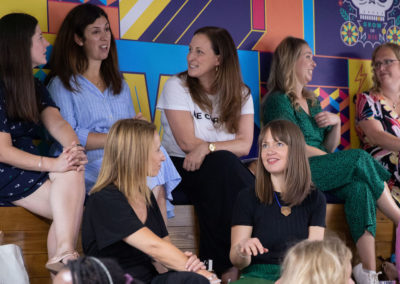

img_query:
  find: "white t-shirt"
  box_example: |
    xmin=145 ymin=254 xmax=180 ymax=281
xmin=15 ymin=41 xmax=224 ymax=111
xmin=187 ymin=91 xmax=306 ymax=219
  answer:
xmin=157 ymin=76 xmax=254 ymax=157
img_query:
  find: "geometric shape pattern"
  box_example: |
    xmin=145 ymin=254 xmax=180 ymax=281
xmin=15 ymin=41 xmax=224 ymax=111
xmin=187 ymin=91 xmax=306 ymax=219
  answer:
xmin=313 ymin=87 xmax=351 ymax=150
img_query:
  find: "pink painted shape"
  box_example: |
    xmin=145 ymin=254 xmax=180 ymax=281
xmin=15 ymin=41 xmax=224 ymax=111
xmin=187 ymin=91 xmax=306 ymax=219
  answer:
xmin=252 ymin=0 xmax=265 ymax=30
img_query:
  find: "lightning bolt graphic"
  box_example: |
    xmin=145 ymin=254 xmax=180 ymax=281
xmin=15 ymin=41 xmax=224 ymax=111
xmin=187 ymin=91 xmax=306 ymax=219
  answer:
xmin=354 ymin=64 xmax=367 ymax=94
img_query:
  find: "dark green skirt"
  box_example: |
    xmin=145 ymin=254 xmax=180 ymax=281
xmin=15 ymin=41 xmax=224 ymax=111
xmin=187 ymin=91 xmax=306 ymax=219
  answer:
xmin=232 ymin=264 xmax=280 ymax=283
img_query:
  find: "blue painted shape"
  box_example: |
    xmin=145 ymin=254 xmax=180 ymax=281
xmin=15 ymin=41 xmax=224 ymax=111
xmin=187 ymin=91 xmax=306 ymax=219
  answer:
xmin=303 ymin=0 xmax=314 ymax=53
xmin=116 ymin=40 xmax=260 ymax=126
xmin=329 ymin=96 xmax=340 ymax=111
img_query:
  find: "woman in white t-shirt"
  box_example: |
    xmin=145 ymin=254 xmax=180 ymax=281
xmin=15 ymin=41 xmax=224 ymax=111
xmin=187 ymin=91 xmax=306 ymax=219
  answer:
xmin=157 ymin=26 xmax=255 ymax=282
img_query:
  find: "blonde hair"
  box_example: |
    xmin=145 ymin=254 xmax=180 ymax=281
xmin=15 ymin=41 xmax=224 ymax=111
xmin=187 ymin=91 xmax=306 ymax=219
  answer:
xmin=370 ymin=42 xmax=400 ymax=94
xmin=255 ymin=120 xmax=312 ymax=206
xmin=279 ymin=237 xmax=352 ymax=284
xmin=90 ymin=119 xmax=156 ymax=205
xmin=266 ymin=36 xmax=316 ymax=108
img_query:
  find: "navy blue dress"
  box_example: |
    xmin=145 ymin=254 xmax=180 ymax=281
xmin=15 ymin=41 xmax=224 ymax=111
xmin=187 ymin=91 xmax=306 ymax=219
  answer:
xmin=0 ymin=79 xmax=57 ymax=206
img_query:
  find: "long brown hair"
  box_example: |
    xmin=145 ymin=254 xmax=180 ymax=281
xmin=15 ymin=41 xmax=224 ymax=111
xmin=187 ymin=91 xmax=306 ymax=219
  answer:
xmin=45 ymin=3 xmax=122 ymax=94
xmin=179 ymin=26 xmax=250 ymax=133
xmin=370 ymin=42 xmax=400 ymax=94
xmin=91 ymin=119 xmax=156 ymax=206
xmin=255 ymin=119 xmax=312 ymax=206
xmin=0 ymin=13 xmax=42 ymax=122
xmin=266 ymin=36 xmax=316 ymax=108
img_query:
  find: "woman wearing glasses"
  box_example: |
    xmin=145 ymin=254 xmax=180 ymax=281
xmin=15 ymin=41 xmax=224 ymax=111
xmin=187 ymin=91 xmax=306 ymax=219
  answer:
xmin=263 ymin=37 xmax=400 ymax=284
xmin=357 ymin=43 xmax=400 ymax=207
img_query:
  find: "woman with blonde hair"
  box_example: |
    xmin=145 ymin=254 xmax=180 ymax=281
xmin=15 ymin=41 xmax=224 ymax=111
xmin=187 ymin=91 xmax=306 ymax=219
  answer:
xmin=277 ymin=237 xmax=354 ymax=284
xmin=230 ymin=120 xmax=326 ymax=283
xmin=82 ymin=119 xmax=218 ymax=284
xmin=263 ymin=36 xmax=400 ymax=284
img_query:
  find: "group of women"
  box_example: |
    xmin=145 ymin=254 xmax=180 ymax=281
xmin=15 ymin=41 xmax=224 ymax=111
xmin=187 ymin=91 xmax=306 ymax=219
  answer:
xmin=1 ymin=2 xmax=400 ymax=284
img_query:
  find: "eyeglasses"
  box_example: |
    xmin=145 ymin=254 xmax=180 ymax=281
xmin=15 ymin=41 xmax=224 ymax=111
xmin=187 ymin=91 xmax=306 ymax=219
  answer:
xmin=372 ymin=59 xmax=400 ymax=69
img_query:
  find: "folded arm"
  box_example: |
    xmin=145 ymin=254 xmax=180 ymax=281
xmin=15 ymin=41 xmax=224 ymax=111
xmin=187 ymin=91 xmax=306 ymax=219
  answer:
xmin=358 ymin=119 xmax=400 ymax=152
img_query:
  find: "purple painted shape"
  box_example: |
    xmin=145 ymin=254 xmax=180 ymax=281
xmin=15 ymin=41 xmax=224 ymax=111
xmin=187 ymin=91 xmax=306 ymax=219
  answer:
xmin=310 ymin=57 xmax=348 ymax=88
xmin=239 ymin=31 xmax=264 ymax=50
xmin=139 ymin=0 xmax=259 ymax=50
xmin=314 ymin=1 xmax=391 ymax=59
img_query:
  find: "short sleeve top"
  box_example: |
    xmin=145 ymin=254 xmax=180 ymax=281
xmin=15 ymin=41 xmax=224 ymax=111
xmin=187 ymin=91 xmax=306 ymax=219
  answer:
xmin=82 ymin=184 xmax=168 ymax=282
xmin=232 ymin=187 xmax=326 ymax=265
xmin=157 ymin=76 xmax=254 ymax=157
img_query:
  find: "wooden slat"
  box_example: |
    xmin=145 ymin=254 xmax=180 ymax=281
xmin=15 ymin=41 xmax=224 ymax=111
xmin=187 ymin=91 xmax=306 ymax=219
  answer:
xmin=0 ymin=207 xmax=50 ymax=231
xmin=167 ymin=205 xmax=197 ymax=227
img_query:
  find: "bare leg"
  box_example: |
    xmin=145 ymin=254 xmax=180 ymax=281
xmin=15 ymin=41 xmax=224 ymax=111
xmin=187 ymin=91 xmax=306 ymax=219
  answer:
xmin=48 ymin=171 xmax=85 ymax=257
xmin=377 ymin=182 xmax=400 ymax=225
xmin=356 ymin=231 xmax=376 ymax=271
xmin=152 ymin=185 xmax=167 ymax=224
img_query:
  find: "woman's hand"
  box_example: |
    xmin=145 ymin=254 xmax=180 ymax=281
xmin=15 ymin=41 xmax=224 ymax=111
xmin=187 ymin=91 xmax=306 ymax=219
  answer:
xmin=314 ymin=111 xmax=340 ymax=128
xmin=237 ymin=237 xmax=268 ymax=257
xmin=52 ymin=142 xmax=87 ymax=172
xmin=196 ymin=269 xmax=220 ymax=283
xmin=183 ymin=142 xmax=209 ymax=171
xmin=184 ymin=251 xmax=206 ymax=272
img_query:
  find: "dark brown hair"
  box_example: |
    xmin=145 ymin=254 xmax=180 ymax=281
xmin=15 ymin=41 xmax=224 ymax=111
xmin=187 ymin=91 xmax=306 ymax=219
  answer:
xmin=255 ymin=119 xmax=312 ymax=205
xmin=266 ymin=36 xmax=316 ymax=108
xmin=370 ymin=42 xmax=400 ymax=94
xmin=0 ymin=13 xmax=41 ymax=122
xmin=46 ymin=3 xmax=122 ymax=94
xmin=178 ymin=26 xmax=250 ymax=133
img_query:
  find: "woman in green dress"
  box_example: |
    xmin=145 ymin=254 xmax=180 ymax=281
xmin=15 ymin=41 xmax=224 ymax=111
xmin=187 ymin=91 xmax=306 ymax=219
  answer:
xmin=262 ymin=36 xmax=400 ymax=284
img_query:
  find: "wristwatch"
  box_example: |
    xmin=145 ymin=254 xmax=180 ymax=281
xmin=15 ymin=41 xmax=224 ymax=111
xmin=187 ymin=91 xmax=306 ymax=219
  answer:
xmin=208 ymin=143 xmax=216 ymax=153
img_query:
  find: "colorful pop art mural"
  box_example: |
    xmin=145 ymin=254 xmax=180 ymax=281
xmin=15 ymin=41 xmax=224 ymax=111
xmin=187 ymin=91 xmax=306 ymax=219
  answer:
xmin=1 ymin=0 xmax=399 ymax=150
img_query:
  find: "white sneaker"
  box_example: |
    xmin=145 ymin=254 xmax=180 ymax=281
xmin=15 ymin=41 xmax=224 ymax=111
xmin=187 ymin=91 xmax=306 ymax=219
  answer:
xmin=352 ymin=263 xmax=380 ymax=284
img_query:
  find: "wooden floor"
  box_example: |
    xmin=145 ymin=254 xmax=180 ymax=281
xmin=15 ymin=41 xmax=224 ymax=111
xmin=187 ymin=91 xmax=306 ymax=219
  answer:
xmin=0 ymin=204 xmax=395 ymax=283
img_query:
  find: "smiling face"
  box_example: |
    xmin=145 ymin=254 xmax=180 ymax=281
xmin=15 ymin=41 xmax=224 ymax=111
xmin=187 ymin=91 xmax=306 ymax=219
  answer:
xmin=373 ymin=46 xmax=400 ymax=89
xmin=31 ymin=24 xmax=50 ymax=67
xmin=187 ymin=33 xmax=220 ymax=89
xmin=294 ymin=44 xmax=316 ymax=87
xmin=261 ymin=129 xmax=289 ymax=176
xmin=75 ymin=16 xmax=111 ymax=63
xmin=148 ymin=132 xmax=166 ymax=177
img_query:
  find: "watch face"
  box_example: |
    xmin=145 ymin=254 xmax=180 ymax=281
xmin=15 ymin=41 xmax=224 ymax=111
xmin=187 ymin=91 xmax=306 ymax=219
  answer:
xmin=209 ymin=143 xmax=216 ymax=152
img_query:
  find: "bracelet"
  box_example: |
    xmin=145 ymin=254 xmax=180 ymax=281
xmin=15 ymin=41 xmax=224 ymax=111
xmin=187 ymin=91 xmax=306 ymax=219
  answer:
xmin=76 ymin=143 xmax=84 ymax=147
xmin=38 ymin=156 xmax=43 ymax=171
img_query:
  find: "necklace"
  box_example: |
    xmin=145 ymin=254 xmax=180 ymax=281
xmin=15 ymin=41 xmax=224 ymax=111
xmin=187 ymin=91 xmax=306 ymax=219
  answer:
xmin=274 ymin=192 xmax=291 ymax=217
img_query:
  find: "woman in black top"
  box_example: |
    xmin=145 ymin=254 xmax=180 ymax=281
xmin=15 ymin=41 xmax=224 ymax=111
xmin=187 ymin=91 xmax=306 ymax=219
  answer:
xmin=230 ymin=120 xmax=326 ymax=283
xmin=82 ymin=119 xmax=217 ymax=284
xmin=0 ymin=13 xmax=87 ymax=273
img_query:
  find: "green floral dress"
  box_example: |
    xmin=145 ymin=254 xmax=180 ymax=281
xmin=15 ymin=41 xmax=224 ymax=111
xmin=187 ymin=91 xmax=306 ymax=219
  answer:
xmin=263 ymin=91 xmax=390 ymax=242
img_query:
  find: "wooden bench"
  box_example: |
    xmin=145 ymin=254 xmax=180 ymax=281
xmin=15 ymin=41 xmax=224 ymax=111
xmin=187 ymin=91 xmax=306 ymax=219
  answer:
xmin=0 ymin=204 xmax=395 ymax=283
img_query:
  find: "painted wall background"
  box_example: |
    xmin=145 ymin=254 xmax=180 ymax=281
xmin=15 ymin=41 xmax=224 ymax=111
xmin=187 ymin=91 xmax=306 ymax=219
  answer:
xmin=1 ymin=0 xmax=399 ymax=151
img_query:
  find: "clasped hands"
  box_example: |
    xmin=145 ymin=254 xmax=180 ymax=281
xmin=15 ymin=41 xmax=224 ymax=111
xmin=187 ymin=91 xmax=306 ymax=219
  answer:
xmin=237 ymin=237 xmax=268 ymax=258
xmin=55 ymin=141 xmax=87 ymax=172
xmin=183 ymin=142 xmax=209 ymax=172
xmin=314 ymin=111 xmax=340 ymax=128
xmin=184 ymin=251 xmax=220 ymax=283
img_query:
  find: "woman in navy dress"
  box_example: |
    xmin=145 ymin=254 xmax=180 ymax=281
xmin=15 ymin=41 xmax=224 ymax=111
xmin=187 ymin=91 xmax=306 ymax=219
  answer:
xmin=0 ymin=13 xmax=87 ymax=273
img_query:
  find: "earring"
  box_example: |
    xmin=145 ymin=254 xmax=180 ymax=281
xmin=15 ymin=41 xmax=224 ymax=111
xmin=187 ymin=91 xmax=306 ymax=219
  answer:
xmin=216 ymin=66 xmax=219 ymax=72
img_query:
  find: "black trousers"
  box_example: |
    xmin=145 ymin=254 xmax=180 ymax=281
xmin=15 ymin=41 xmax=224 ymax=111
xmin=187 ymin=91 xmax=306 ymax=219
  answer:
xmin=171 ymin=151 xmax=255 ymax=275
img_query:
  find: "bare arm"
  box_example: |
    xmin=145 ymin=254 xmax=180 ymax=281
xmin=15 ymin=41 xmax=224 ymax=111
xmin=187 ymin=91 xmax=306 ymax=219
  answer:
xmin=164 ymin=110 xmax=253 ymax=157
xmin=314 ymin=111 xmax=341 ymax=153
xmin=308 ymin=226 xmax=325 ymax=240
xmin=230 ymin=225 xmax=267 ymax=270
xmin=358 ymin=119 xmax=400 ymax=152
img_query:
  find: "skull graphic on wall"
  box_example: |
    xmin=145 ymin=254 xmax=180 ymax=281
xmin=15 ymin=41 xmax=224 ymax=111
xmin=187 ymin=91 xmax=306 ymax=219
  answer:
xmin=352 ymin=0 xmax=393 ymax=21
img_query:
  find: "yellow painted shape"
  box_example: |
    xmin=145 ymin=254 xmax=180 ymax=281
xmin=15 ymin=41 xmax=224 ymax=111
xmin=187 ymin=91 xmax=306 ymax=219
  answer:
xmin=348 ymin=59 xmax=373 ymax=148
xmin=122 ymin=0 xmax=170 ymax=40
xmin=119 ymin=0 xmax=139 ymax=20
xmin=44 ymin=33 xmax=56 ymax=46
xmin=0 ymin=0 xmax=48 ymax=32
xmin=330 ymin=89 xmax=339 ymax=100
xmin=123 ymin=73 xmax=151 ymax=121
xmin=313 ymin=87 xmax=320 ymax=98
xmin=154 ymin=75 xmax=172 ymax=138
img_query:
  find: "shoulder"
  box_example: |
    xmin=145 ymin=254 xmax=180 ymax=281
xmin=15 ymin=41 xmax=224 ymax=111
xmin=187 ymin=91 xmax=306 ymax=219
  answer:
xmin=304 ymin=188 xmax=326 ymax=205
xmin=89 ymin=185 xmax=125 ymax=205
xmin=164 ymin=76 xmax=187 ymax=92
xmin=265 ymin=91 xmax=290 ymax=105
